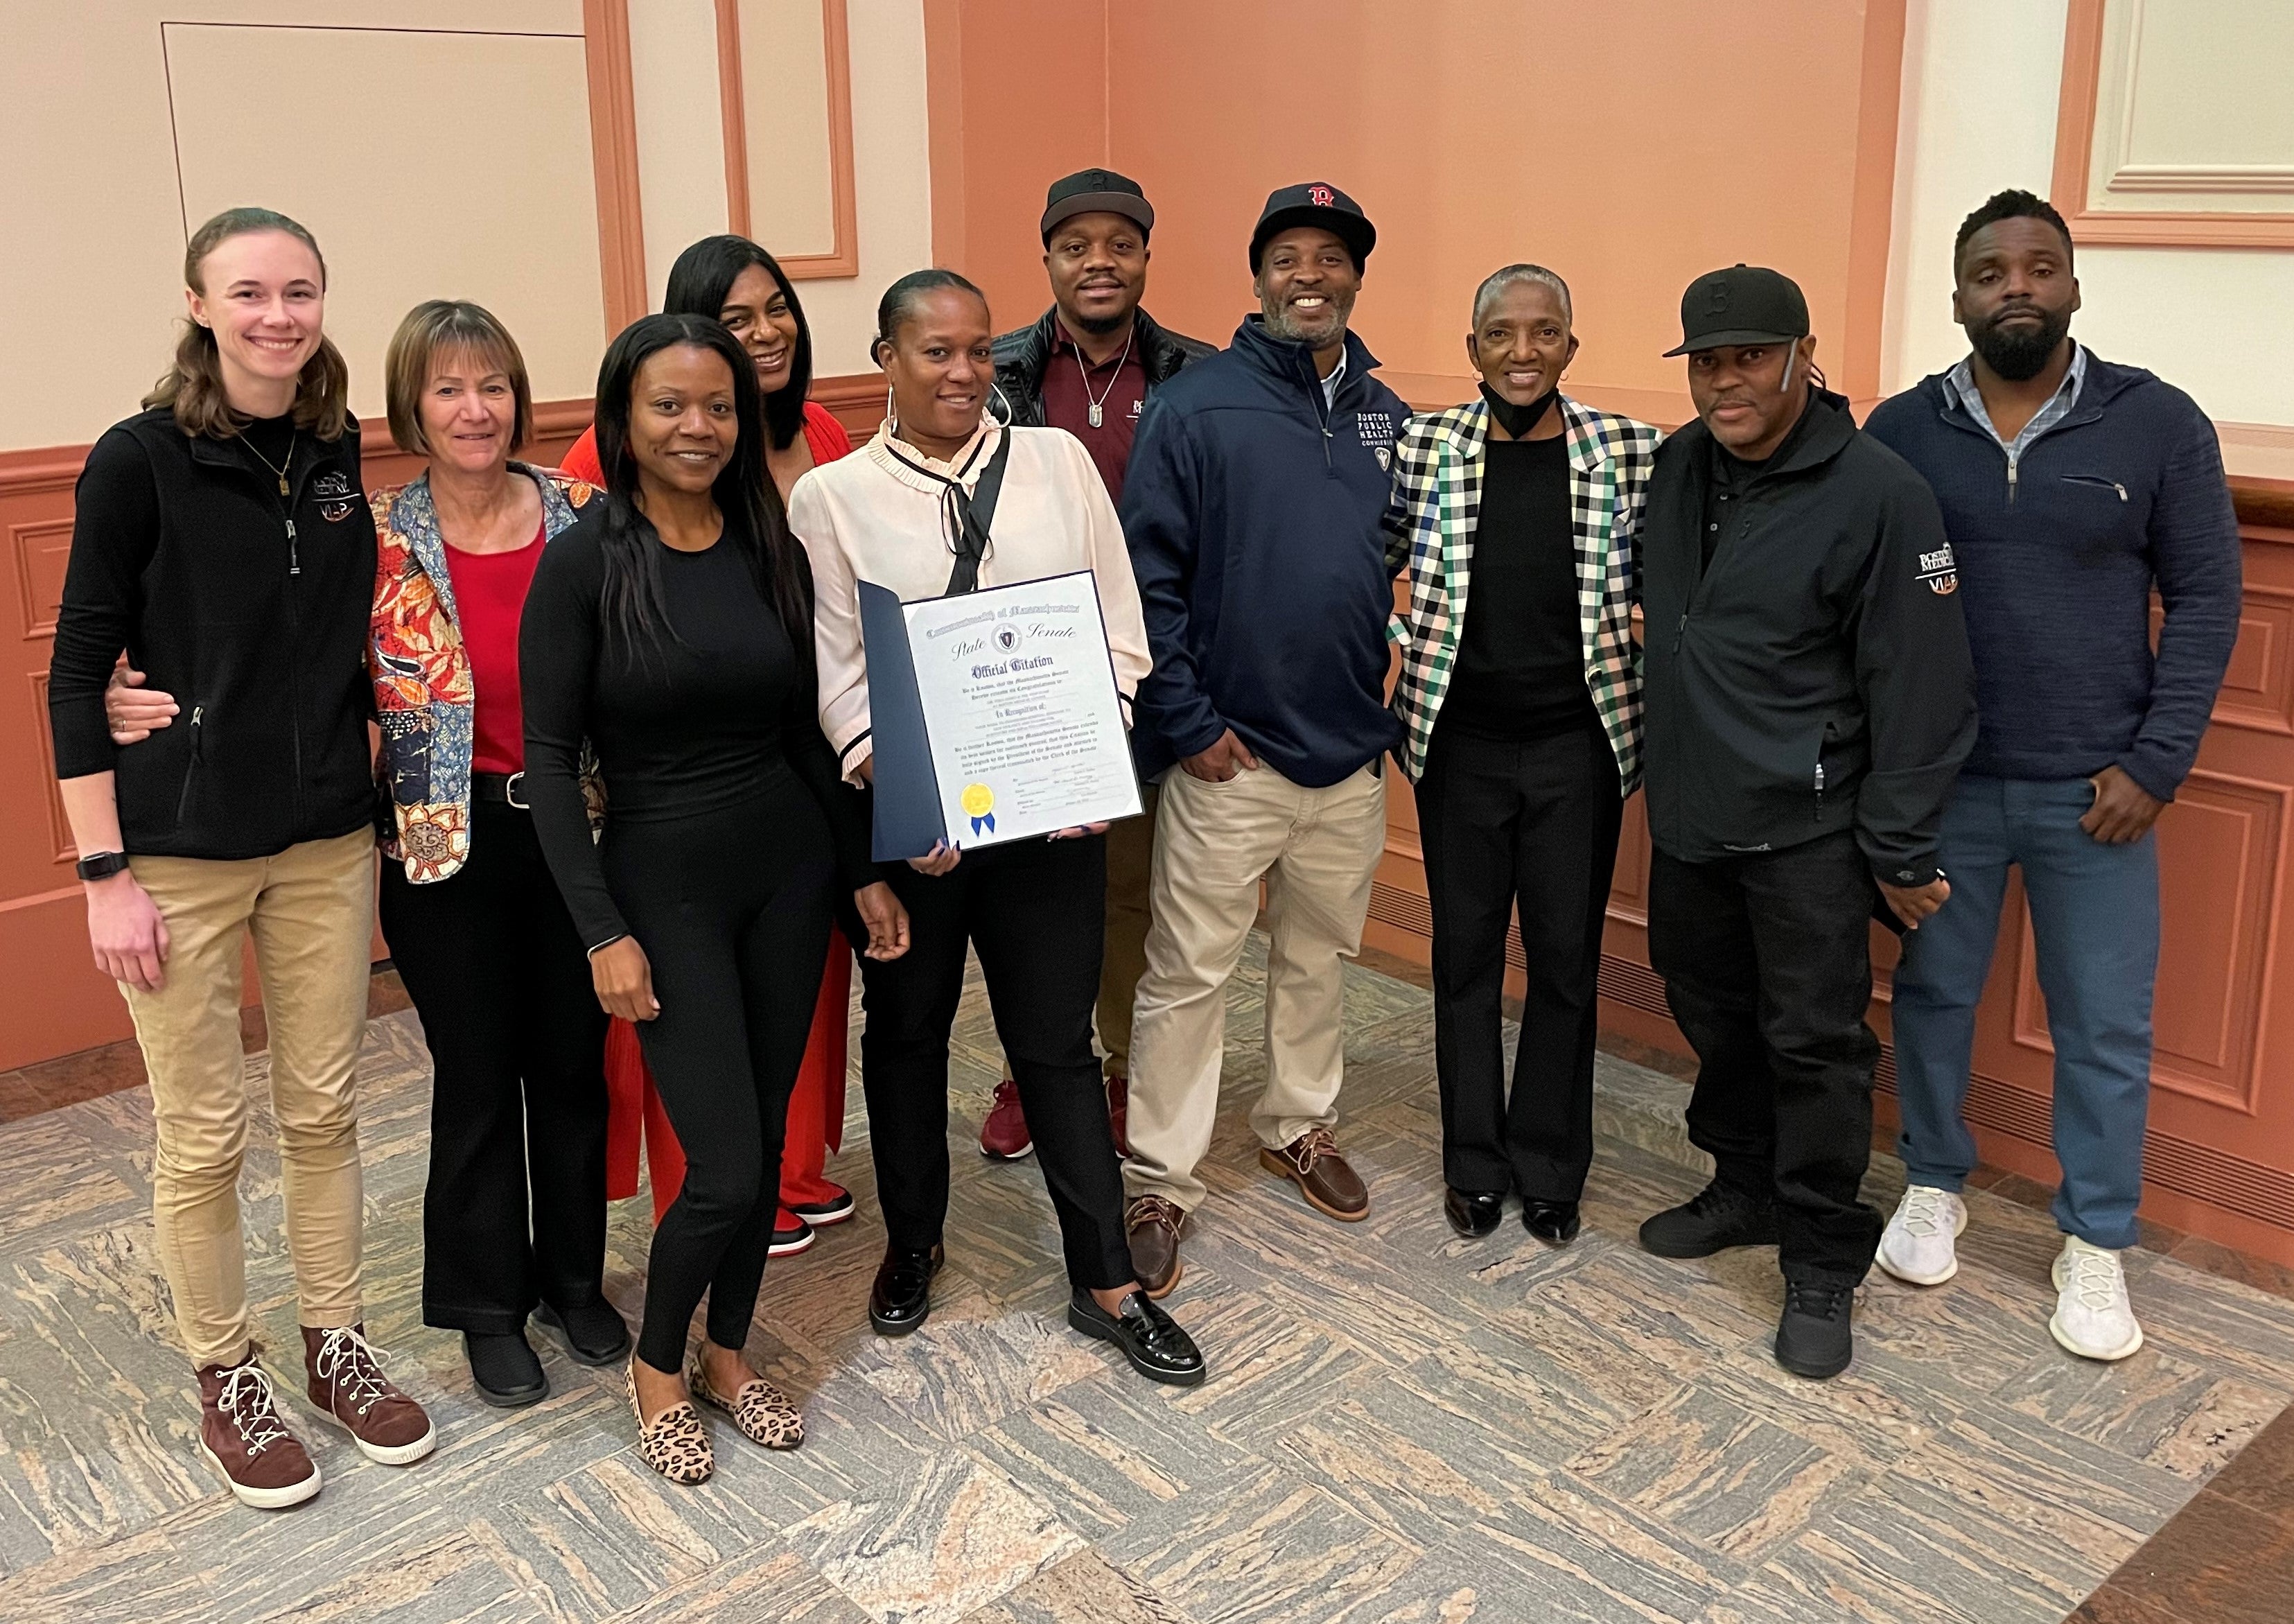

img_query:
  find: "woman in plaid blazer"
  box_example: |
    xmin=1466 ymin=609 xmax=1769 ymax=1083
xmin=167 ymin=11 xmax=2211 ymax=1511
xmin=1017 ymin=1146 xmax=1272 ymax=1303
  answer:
xmin=1384 ymin=264 xmax=1660 ymax=1248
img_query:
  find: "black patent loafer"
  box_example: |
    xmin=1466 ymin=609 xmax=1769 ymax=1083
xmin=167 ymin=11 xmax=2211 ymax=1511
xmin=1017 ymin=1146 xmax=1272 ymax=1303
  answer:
xmin=1775 ymin=1280 xmax=1855 ymax=1379
xmin=1444 ymin=1188 xmax=1505 ymax=1238
xmin=535 ymin=1298 xmax=631 ymax=1367
xmin=868 ymin=1244 xmax=944 ymax=1336
xmin=1067 ymin=1290 xmax=1206 ymax=1387
xmin=465 ymin=1329 xmax=549 ymax=1408
xmin=1522 ymin=1198 xmax=1582 ymax=1248
xmin=1638 ymin=1178 xmax=1779 ymax=1259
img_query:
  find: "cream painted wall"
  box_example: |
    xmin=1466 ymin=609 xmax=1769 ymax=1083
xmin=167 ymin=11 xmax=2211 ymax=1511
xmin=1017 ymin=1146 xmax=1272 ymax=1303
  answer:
xmin=623 ymin=0 xmax=932 ymax=381
xmin=1883 ymin=0 xmax=2294 ymax=462
xmin=0 ymin=1 xmax=589 ymax=452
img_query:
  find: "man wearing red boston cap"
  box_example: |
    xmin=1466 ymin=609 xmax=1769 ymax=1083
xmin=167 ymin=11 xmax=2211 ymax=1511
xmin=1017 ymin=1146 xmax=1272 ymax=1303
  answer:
xmin=978 ymin=169 xmax=1214 ymax=1168
xmin=1634 ymin=264 xmax=1975 ymax=1381
xmin=1117 ymin=182 xmax=1408 ymax=1297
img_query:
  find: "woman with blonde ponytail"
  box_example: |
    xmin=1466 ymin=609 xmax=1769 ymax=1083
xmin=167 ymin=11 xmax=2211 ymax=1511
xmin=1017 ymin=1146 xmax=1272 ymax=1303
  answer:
xmin=47 ymin=207 xmax=435 ymax=1511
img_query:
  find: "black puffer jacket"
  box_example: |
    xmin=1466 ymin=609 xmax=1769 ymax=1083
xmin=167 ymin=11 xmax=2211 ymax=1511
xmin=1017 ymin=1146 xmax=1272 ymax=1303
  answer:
xmin=992 ymin=306 xmax=1213 ymax=426
xmin=1640 ymin=388 xmax=1975 ymax=885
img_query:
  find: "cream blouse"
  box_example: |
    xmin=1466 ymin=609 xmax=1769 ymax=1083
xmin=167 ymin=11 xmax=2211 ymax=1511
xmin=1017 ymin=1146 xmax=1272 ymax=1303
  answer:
xmin=789 ymin=419 xmax=1152 ymax=785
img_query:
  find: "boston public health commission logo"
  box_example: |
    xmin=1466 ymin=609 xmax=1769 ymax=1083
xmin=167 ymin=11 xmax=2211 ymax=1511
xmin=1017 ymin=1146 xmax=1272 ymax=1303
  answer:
xmin=1916 ymin=543 xmax=1959 ymax=595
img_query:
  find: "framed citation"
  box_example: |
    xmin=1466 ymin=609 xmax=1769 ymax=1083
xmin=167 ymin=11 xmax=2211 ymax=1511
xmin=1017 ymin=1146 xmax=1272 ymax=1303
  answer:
xmin=857 ymin=570 xmax=1144 ymax=861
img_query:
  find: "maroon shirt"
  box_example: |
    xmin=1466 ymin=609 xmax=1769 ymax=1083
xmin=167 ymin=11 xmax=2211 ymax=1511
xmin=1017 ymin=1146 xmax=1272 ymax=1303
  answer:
xmin=1037 ymin=320 xmax=1150 ymax=504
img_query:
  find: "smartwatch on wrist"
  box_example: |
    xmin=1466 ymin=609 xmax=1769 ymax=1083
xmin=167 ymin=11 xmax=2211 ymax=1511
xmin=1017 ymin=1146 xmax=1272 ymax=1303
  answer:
xmin=76 ymin=850 xmax=131 ymax=883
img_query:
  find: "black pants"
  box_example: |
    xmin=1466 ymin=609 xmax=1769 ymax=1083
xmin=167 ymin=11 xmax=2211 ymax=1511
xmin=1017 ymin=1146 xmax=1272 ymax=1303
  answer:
xmin=859 ymin=833 xmax=1131 ymax=1291
xmin=378 ymin=801 xmax=611 ymax=1336
xmin=602 ymin=785 xmax=835 ymax=1370
xmin=1417 ymin=716 xmax=1623 ymax=1199
xmin=1646 ymin=830 xmax=1883 ymax=1286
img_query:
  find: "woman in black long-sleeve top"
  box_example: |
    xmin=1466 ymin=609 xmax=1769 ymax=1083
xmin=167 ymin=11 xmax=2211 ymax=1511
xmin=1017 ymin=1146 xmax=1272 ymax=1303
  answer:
xmin=519 ymin=313 xmax=907 ymax=1485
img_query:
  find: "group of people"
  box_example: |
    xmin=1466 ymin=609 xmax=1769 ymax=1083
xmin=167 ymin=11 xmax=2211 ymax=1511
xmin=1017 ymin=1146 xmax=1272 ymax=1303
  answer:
xmin=47 ymin=167 xmax=2238 ymax=1508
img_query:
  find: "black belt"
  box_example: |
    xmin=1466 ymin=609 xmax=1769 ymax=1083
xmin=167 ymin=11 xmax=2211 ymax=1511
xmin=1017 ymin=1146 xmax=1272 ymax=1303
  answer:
xmin=472 ymin=771 xmax=529 ymax=809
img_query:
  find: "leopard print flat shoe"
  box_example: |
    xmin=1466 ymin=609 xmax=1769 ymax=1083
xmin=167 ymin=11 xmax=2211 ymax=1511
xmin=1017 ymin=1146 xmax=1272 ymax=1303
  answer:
xmin=687 ymin=1352 xmax=805 ymax=1450
xmin=625 ymin=1361 xmax=713 ymax=1484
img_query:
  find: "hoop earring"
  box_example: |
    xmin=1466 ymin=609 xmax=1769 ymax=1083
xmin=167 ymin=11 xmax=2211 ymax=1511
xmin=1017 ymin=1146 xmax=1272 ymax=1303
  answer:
xmin=988 ymin=383 xmax=1015 ymax=427
xmin=884 ymin=383 xmax=898 ymax=436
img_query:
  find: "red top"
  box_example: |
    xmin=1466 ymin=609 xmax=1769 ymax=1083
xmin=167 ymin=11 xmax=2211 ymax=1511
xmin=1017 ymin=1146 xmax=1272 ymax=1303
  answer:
xmin=442 ymin=521 xmax=547 ymax=774
xmin=1037 ymin=321 xmax=1150 ymax=504
xmin=559 ymin=398 xmax=855 ymax=487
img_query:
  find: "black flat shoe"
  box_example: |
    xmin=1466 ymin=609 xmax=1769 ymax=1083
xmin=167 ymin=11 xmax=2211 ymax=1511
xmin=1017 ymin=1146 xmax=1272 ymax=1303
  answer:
xmin=868 ymin=1244 xmax=943 ymax=1337
xmin=535 ymin=1298 xmax=632 ymax=1367
xmin=1522 ymin=1198 xmax=1582 ymax=1247
xmin=466 ymin=1329 xmax=549 ymax=1407
xmin=1444 ymin=1188 xmax=1505 ymax=1238
xmin=1067 ymin=1290 xmax=1206 ymax=1386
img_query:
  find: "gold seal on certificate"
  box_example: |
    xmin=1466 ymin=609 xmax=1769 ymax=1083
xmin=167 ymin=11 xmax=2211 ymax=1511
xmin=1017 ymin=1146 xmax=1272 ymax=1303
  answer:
xmin=857 ymin=570 xmax=1144 ymax=860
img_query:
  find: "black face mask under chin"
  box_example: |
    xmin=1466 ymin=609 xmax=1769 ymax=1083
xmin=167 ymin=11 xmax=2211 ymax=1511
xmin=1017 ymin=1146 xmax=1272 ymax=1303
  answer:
xmin=1479 ymin=380 xmax=1560 ymax=440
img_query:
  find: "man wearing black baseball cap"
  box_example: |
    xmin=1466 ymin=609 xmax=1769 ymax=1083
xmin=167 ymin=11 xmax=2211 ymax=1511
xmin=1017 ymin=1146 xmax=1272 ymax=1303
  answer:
xmin=1116 ymin=181 xmax=1407 ymax=1295
xmin=977 ymin=168 xmax=1214 ymax=1169
xmin=1634 ymin=264 xmax=1977 ymax=1380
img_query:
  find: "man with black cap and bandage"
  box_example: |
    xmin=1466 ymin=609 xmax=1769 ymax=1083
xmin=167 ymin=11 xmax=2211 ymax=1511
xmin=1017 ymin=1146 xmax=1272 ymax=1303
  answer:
xmin=1117 ymin=182 xmax=1410 ymax=1297
xmin=1634 ymin=264 xmax=1975 ymax=1380
xmin=977 ymin=168 xmax=1213 ymax=1169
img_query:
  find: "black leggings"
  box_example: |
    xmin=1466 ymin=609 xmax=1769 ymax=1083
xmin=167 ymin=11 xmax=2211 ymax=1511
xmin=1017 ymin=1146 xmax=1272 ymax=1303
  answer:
xmin=379 ymin=801 xmax=610 ymax=1335
xmin=859 ymin=833 xmax=1132 ymax=1291
xmin=602 ymin=785 xmax=835 ymax=1370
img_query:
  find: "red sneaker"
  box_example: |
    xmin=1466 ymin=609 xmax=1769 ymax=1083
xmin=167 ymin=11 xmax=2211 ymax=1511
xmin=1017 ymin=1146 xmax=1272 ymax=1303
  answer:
xmin=303 ymin=1325 xmax=436 ymax=1467
xmin=979 ymin=1078 xmax=1033 ymax=1160
xmin=197 ymin=1354 xmax=322 ymax=1510
xmin=770 ymin=1212 xmax=817 ymax=1257
xmin=1107 ymin=1073 xmax=1131 ymax=1158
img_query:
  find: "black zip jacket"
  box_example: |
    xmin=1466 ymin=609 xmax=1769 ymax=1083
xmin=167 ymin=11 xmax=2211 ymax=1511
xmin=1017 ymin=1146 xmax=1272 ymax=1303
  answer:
xmin=48 ymin=406 xmax=380 ymax=859
xmin=1640 ymin=387 xmax=1975 ymax=884
xmin=992 ymin=306 xmax=1213 ymax=426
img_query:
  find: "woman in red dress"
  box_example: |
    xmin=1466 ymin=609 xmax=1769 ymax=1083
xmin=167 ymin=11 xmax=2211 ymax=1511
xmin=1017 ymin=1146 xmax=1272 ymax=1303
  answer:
xmin=561 ymin=236 xmax=859 ymax=1255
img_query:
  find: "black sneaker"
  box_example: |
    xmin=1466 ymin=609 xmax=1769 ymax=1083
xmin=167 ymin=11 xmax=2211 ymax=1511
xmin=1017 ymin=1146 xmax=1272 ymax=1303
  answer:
xmin=465 ymin=1330 xmax=549 ymax=1407
xmin=1638 ymin=1178 xmax=1779 ymax=1259
xmin=534 ymin=1299 xmax=631 ymax=1367
xmin=1774 ymin=1281 xmax=1855 ymax=1379
xmin=1067 ymin=1290 xmax=1207 ymax=1387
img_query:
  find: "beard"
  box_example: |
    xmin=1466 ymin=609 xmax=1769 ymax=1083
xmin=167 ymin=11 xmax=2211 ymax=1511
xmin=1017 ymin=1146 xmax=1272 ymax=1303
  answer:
xmin=1261 ymin=287 xmax=1354 ymax=348
xmin=1970 ymin=305 xmax=2073 ymax=381
xmin=1071 ymin=307 xmax=1128 ymax=336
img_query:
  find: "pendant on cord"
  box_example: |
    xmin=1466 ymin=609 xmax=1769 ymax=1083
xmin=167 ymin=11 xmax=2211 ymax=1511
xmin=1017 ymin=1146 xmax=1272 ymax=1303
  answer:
xmin=1089 ymin=403 xmax=1103 ymax=428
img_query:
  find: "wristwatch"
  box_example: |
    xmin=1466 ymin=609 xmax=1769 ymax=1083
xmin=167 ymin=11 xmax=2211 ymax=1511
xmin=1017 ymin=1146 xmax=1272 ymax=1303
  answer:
xmin=76 ymin=850 xmax=130 ymax=882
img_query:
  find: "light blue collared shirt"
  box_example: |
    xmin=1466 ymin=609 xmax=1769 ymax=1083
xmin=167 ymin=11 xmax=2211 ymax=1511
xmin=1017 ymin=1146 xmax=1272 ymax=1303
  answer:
xmin=1945 ymin=342 xmax=2088 ymax=466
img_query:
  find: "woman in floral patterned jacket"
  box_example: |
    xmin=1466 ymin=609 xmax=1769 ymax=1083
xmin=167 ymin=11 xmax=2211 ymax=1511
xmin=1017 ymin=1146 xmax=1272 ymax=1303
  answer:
xmin=368 ymin=300 xmax=631 ymax=1407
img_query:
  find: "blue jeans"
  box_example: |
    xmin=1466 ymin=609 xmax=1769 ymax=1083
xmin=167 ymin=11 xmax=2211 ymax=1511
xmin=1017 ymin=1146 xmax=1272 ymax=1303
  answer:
xmin=1890 ymin=776 xmax=2160 ymax=1249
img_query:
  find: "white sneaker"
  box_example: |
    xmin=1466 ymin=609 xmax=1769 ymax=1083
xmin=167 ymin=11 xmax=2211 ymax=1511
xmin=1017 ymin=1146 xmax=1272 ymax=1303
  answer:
xmin=2050 ymin=1236 xmax=2144 ymax=1361
xmin=1875 ymin=1185 xmax=1967 ymax=1285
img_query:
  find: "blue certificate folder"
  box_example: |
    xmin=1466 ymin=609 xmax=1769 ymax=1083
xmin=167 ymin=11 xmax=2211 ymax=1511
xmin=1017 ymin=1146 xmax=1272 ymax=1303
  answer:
xmin=857 ymin=573 xmax=1141 ymax=862
xmin=857 ymin=579 xmax=947 ymax=862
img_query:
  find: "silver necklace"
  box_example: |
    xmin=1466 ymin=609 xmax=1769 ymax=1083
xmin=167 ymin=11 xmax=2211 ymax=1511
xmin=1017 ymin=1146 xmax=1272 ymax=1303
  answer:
xmin=1075 ymin=328 xmax=1135 ymax=429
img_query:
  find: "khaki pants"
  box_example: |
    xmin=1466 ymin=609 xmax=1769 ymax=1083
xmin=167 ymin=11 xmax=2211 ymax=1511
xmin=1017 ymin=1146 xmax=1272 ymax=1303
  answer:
xmin=123 ymin=829 xmax=375 ymax=1370
xmin=1094 ymin=780 xmax=1159 ymax=1080
xmin=1123 ymin=762 xmax=1386 ymax=1211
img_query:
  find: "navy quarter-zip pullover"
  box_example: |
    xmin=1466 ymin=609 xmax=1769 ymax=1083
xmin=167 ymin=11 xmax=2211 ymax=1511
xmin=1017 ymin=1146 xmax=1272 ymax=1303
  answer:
xmin=1121 ymin=317 xmax=1409 ymax=786
xmin=1864 ymin=353 xmax=2240 ymax=801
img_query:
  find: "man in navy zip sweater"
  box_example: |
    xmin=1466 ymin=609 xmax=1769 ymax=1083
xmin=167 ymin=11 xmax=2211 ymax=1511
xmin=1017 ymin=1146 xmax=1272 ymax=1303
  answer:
xmin=1115 ymin=183 xmax=1409 ymax=1296
xmin=1864 ymin=191 xmax=2240 ymax=1363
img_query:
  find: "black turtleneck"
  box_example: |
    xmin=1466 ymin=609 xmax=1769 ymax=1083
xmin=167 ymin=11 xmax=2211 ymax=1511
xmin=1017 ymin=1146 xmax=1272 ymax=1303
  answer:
xmin=1438 ymin=424 xmax=1596 ymax=742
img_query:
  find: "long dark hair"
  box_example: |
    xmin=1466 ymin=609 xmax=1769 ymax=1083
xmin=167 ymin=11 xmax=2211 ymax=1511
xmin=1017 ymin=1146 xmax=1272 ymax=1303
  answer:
xmin=663 ymin=234 xmax=814 ymax=452
xmin=590 ymin=313 xmax=813 ymax=674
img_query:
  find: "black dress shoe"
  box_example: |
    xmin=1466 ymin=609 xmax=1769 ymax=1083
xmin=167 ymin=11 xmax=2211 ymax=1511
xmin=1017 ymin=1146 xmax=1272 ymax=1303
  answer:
xmin=1638 ymin=1178 xmax=1779 ymax=1259
xmin=1774 ymin=1280 xmax=1855 ymax=1379
xmin=535 ymin=1298 xmax=631 ymax=1366
xmin=1067 ymin=1291 xmax=1206 ymax=1386
xmin=868 ymin=1244 xmax=944 ymax=1336
xmin=1522 ymin=1199 xmax=1582 ymax=1247
xmin=1444 ymin=1188 xmax=1504 ymax=1238
xmin=465 ymin=1329 xmax=549 ymax=1407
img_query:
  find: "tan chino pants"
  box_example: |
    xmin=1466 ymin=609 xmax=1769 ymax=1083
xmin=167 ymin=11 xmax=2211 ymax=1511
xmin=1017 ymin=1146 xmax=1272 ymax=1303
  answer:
xmin=1123 ymin=762 xmax=1387 ymax=1212
xmin=1094 ymin=779 xmax=1159 ymax=1081
xmin=123 ymin=829 xmax=375 ymax=1369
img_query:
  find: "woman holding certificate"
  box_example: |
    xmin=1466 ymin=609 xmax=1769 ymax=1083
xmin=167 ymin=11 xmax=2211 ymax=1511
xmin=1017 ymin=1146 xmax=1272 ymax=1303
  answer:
xmin=792 ymin=270 xmax=1205 ymax=1387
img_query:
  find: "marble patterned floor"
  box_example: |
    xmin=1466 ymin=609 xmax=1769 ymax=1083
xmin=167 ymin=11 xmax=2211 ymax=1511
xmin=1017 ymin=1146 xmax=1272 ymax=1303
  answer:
xmin=3 ymin=940 xmax=2293 ymax=1624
